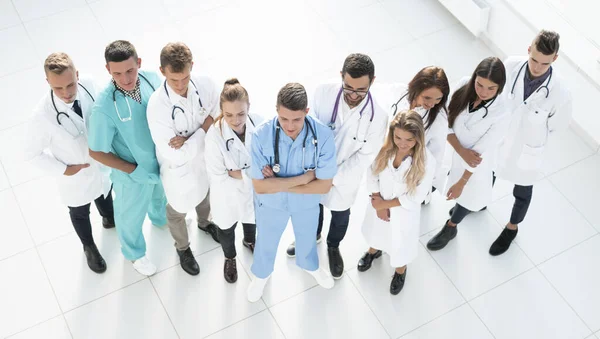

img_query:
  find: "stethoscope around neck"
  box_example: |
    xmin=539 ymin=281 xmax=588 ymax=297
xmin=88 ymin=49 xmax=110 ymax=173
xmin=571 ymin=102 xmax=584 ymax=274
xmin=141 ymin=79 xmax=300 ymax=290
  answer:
xmin=224 ymin=116 xmax=256 ymax=171
xmin=391 ymin=92 xmax=430 ymax=121
xmin=328 ymin=87 xmax=374 ymax=143
xmin=51 ymin=83 xmax=94 ymax=138
xmin=510 ymin=61 xmax=552 ymax=100
xmin=272 ymin=118 xmax=318 ymax=174
xmin=164 ymin=79 xmax=206 ymax=135
xmin=112 ymin=73 xmax=155 ymax=122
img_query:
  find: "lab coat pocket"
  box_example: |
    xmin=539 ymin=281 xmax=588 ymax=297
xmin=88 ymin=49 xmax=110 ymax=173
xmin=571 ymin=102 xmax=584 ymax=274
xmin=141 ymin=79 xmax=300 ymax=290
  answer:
xmin=517 ymin=144 xmax=545 ymax=170
xmin=527 ymin=105 xmax=550 ymax=125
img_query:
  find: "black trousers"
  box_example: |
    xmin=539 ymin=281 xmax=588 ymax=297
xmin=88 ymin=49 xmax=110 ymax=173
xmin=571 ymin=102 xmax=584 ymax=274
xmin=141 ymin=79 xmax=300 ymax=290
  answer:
xmin=316 ymin=204 xmax=350 ymax=248
xmin=68 ymin=192 xmax=114 ymax=246
xmin=218 ymin=222 xmax=256 ymax=259
xmin=450 ymin=174 xmax=533 ymax=225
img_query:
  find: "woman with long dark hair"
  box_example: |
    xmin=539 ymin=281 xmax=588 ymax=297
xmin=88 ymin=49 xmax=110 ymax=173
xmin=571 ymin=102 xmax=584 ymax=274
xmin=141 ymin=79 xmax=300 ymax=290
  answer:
xmin=358 ymin=110 xmax=435 ymax=295
xmin=426 ymin=57 xmax=510 ymax=251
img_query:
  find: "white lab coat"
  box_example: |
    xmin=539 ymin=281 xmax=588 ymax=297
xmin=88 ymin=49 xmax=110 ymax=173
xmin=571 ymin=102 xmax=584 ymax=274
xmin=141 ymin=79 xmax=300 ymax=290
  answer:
xmin=24 ymin=75 xmax=111 ymax=207
xmin=205 ymin=114 xmax=263 ymax=229
xmin=372 ymin=83 xmax=448 ymax=190
xmin=147 ymin=75 xmax=219 ymax=213
xmin=446 ymin=77 xmax=510 ymax=211
xmin=495 ymin=56 xmax=573 ymax=186
xmin=362 ymin=150 xmax=435 ymax=267
xmin=310 ymin=83 xmax=388 ymax=211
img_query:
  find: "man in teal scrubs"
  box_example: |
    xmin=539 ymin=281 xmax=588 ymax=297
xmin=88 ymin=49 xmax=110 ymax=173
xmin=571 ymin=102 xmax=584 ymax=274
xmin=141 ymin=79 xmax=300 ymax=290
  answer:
xmin=88 ymin=40 xmax=166 ymax=276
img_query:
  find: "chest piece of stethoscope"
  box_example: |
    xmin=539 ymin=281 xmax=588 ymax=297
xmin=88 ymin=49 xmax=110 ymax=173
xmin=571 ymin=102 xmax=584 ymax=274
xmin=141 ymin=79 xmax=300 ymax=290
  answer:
xmin=327 ymin=123 xmax=336 ymax=131
xmin=272 ymin=164 xmax=281 ymax=173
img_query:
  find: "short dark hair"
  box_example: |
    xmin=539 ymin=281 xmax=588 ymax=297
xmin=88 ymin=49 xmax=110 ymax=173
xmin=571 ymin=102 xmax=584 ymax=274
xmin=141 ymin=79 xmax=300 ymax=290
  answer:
xmin=277 ymin=83 xmax=308 ymax=111
xmin=104 ymin=40 xmax=138 ymax=63
xmin=341 ymin=53 xmax=375 ymax=81
xmin=534 ymin=30 xmax=560 ymax=55
xmin=160 ymin=42 xmax=193 ymax=73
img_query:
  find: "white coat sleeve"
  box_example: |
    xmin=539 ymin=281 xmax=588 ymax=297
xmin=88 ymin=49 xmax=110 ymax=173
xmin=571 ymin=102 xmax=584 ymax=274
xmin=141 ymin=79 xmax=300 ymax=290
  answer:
xmin=332 ymin=115 xmax=387 ymax=186
xmin=366 ymin=163 xmax=380 ymax=194
xmin=206 ymin=78 xmax=220 ymax=118
xmin=426 ymin=114 xmax=448 ymax=182
xmin=547 ymin=90 xmax=572 ymax=133
xmin=24 ymin=117 xmax=67 ymax=176
xmin=464 ymin=114 xmax=510 ymax=173
xmin=204 ymin=130 xmax=242 ymax=190
xmin=397 ymin=155 xmax=436 ymax=210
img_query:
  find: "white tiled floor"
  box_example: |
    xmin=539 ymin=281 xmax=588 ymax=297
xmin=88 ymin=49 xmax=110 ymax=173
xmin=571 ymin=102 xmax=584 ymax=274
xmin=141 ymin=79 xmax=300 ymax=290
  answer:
xmin=1 ymin=0 xmax=598 ymax=338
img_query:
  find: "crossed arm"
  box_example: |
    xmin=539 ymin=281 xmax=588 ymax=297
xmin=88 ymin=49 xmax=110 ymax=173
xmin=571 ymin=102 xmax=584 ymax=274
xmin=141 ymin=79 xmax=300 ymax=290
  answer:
xmin=252 ymin=166 xmax=333 ymax=195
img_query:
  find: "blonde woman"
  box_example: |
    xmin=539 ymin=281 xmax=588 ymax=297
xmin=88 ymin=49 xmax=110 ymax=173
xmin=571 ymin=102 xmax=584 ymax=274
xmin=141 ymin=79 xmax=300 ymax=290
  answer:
xmin=205 ymin=78 xmax=261 ymax=283
xmin=358 ymin=110 xmax=435 ymax=295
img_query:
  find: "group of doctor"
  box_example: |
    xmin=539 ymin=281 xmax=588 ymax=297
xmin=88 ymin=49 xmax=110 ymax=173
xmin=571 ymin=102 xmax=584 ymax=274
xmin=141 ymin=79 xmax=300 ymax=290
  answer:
xmin=25 ymin=29 xmax=571 ymax=302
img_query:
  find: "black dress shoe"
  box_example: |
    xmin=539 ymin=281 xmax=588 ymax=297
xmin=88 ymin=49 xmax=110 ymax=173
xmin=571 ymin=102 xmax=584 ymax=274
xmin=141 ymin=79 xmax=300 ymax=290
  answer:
xmin=427 ymin=221 xmax=457 ymax=251
xmin=448 ymin=206 xmax=454 ymax=216
xmin=83 ymin=243 xmax=107 ymax=274
xmin=177 ymin=248 xmax=200 ymax=276
xmin=286 ymin=233 xmax=322 ymax=258
xmin=242 ymin=240 xmax=255 ymax=253
xmin=357 ymin=250 xmax=382 ymax=272
xmin=198 ymin=222 xmax=220 ymax=243
xmin=390 ymin=269 xmax=407 ymax=295
xmin=224 ymin=258 xmax=238 ymax=283
xmin=328 ymin=247 xmax=344 ymax=279
xmin=102 ymin=217 xmax=115 ymax=229
xmin=489 ymin=227 xmax=518 ymax=256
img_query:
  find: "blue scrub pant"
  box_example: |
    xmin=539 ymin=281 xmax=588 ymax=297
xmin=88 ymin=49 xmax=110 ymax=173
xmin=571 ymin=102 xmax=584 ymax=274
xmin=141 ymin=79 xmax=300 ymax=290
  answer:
xmin=251 ymin=203 xmax=320 ymax=278
xmin=113 ymin=181 xmax=167 ymax=260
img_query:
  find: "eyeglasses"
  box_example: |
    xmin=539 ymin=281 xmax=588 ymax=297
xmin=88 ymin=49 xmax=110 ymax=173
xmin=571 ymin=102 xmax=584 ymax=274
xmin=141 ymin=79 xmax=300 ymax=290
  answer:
xmin=342 ymin=84 xmax=369 ymax=97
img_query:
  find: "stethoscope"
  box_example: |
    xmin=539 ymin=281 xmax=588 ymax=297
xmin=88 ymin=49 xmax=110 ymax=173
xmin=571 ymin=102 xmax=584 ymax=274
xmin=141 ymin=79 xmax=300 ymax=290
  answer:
xmin=112 ymin=73 xmax=155 ymax=122
xmin=328 ymin=87 xmax=374 ymax=143
xmin=467 ymin=96 xmax=496 ymax=122
xmin=391 ymin=92 xmax=430 ymax=121
xmin=224 ymin=116 xmax=256 ymax=171
xmin=510 ymin=61 xmax=553 ymax=100
xmin=272 ymin=118 xmax=318 ymax=174
xmin=163 ymin=79 xmax=207 ymax=135
xmin=51 ymin=83 xmax=94 ymax=138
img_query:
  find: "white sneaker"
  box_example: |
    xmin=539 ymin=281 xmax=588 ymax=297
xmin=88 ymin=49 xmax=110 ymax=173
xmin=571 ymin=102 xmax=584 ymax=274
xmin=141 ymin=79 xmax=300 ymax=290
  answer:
xmin=132 ymin=256 xmax=157 ymax=276
xmin=305 ymin=267 xmax=334 ymax=289
xmin=247 ymin=275 xmax=270 ymax=303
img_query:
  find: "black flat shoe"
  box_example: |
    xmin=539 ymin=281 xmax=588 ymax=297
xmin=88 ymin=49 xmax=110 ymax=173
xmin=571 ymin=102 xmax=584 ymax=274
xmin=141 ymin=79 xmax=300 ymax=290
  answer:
xmin=224 ymin=258 xmax=238 ymax=283
xmin=177 ymin=248 xmax=200 ymax=276
xmin=243 ymin=239 xmax=255 ymax=253
xmin=489 ymin=227 xmax=518 ymax=256
xmin=357 ymin=250 xmax=382 ymax=272
xmin=198 ymin=222 xmax=220 ymax=243
xmin=328 ymin=247 xmax=344 ymax=279
xmin=84 ymin=243 xmax=106 ymax=273
xmin=427 ymin=221 xmax=457 ymax=251
xmin=390 ymin=269 xmax=407 ymax=295
xmin=102 ymin=217 xmax=115 ymax=229
xmin=286 ymin=233 xmax=321 ymax=258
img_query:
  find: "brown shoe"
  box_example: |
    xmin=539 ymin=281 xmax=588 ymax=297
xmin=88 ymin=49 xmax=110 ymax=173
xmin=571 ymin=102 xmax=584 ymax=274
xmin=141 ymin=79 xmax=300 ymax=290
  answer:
xmin=224 ymin=258 xmax=238 ymax=283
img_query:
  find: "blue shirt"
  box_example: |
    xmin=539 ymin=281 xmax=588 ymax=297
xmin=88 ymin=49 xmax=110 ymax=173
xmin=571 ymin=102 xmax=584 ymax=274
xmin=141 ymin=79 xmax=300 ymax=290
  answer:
xmin=88 ymin=70 xmax=162 ymax=184
xmin=524 ymin=65 xmax=551 ymax=101
xmin=251 ymin=115 xmax=337 ymax=212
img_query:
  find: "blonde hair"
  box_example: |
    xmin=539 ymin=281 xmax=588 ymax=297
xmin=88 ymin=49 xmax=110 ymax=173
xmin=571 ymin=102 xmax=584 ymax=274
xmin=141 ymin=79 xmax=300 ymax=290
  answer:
xmin=44 ymin=52 xmax=75 ymax=75
xmin=215 ymin=78 xmax=250 ymax=134
xmin=372 ymin=110 xmax=427 ymax=195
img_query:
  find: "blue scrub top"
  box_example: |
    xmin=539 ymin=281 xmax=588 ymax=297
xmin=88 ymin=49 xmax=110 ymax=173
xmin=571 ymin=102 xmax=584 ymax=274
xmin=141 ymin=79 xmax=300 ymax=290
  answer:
xmin=88 ymin=70 xmax=162 ymax=184
xmin=251 ymin=115 xmax=337 ymax=212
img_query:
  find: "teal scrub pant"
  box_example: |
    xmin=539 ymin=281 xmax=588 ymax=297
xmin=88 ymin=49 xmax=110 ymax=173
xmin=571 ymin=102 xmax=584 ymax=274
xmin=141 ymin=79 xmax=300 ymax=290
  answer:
xmin=251 ymin=203 xmax=319 ymax=278
xmin=113 ymin=181 xmax=167 ymax=260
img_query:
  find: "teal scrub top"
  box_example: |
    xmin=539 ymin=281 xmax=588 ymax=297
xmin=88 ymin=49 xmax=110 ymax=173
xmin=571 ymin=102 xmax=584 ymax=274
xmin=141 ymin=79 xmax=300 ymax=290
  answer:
xmin=88 ymin=70 xmax=162 ymax=184
xmin=251 ymin=115 xmax=337 ymax=212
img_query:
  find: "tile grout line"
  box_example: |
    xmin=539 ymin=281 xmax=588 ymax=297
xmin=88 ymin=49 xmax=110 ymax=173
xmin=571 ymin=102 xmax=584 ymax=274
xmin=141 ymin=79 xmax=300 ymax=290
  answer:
xmin=3 ymin=314 xmax=67 ymax=339
xmin=546 ymin=172 xmax=599 ymax=233
xmin=344 ymin=270 xmax=394 ymax=339
xmin=6 ymin=187 xmax=75 ymax=338
xmin=199 ymin=308 xmax=270 ymax=339
xmin=148 ymin=278 xmax=182 ymax=339
xmin=536 ymin=266 xmax=595 ymax=336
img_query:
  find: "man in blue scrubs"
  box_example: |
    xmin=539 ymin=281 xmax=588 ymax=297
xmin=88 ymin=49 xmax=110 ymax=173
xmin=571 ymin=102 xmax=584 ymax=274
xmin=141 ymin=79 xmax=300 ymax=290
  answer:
xmin=88 ymin=40 xmax=167 ymax=276
xmin=247 ymin=83 xmax=338 ymax=302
